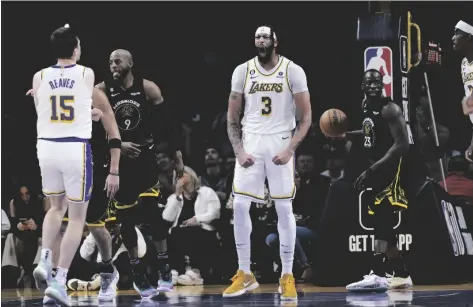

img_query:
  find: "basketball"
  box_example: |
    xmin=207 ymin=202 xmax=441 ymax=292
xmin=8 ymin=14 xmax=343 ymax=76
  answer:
xmin=319 ymin=109 xmax=348 ymax=137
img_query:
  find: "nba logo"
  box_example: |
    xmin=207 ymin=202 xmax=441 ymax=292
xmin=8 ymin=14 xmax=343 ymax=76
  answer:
xmin=364 ymin=46 xmax=393 ymax=99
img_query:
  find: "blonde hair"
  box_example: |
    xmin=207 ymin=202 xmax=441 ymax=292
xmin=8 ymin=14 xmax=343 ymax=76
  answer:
xmin=182 ymin=166 xmax=201 ymax=192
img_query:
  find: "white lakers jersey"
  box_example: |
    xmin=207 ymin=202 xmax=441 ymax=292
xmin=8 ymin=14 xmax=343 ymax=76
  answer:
xmin=241 ymin=56 xmax=296 ymax=134
xmin=36 ymin=64 xmax=92 ymax=139
xmin=461 ymin=57 xmax=473 ymax=123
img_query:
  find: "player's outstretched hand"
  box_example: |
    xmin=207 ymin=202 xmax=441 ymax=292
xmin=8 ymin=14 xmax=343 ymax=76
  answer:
xmin=466 ymin=142 xmax=473 ymax=163
xmin=272 ymin=148 xmax=294 ymax=165
xmin=91 ymin=108 xmax=103 ymax=121
xmin=105 ymin=174 xmax=119 ymax=198
xmin=236 ymin=151 xmax=256 ymax=168
xmin=121 ymin=142 xmax=141 ymax=159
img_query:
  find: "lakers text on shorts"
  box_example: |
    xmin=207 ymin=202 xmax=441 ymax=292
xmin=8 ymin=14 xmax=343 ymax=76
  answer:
xmin=368 ymin=159 xmax=408 ymax=215
xmin=232 ymin=131 xmax=296 ymax=202
xmin=37 ymin=138 xmax=93 ymax=203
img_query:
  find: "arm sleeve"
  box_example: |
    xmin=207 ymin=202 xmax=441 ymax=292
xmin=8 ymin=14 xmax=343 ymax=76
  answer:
xmin=231 ymin=63 xmax=248 ymax=93
xmin=287 ymin=62 xmax=308 ymax=94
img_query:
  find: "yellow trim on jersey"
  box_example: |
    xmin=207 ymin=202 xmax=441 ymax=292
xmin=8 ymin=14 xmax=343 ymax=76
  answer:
xmin=67 ymin=143 xmax=87 ymax=202
xmin=372 ymin=158 xmax=408 ymax=208
xmin=43 ymin=190 xmax=66 ymax=196
xmin=242 ymin=61 xmax=250 ymax=92
xmin=139 ymin=188 xmax=160 ymax=198
xmin=254 ymin=56 xmax=285 ymax=76
xmin=87 ymin=222 xmax=106 ymax=227
xmin=62 ymin=217 xmax=69 ymax=222
xmin=271 ymin=184 xmax=296 ymax=200
xmin=113 ymin=200 xmax=138 ymax=210
xmin=41 ymin=69 xmax=44 ymax=80
xmin=82 ymin=66 xmax=87 ymax=77
xmin=285 ymin=60 xmax=293 ymax=93
xmin=232 ymin=184 xmax=265 ymax=201
xmin=105 ymin=216 xmax=117 ymax=223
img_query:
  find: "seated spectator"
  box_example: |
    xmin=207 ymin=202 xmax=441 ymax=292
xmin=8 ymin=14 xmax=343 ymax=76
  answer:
xmin=163 ymin=167 xmax=221 ymax=284
xmin=296 ymin=151 xmax=318 ymax=185
xmin=439 ymin=156 xmax=473 ymax=204
xmin=2 ymin=209 xmax=11 ymax=236
xmin=8 ymin=185 xmax=45 ymax=283
xmin=200 ymin=147 xmax=228 ymax=203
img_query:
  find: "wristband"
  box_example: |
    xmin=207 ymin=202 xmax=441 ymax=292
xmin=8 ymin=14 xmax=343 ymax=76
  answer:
xmin=109 ymin=172 xmax=119 ymax=176
xmin=109 ymin=138 xmax=122 ymax=149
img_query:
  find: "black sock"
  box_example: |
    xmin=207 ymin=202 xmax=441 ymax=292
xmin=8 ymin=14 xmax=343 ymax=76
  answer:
xmin=99 ymin=258 xmax=114 ymax=274
xmin=371 ymin=253 xmax=386 ymax=277
xmin=389 ymin=255 xmax=409 ymax=278
xmin=157 ymin=252 xmax=169 ymax=272
xmin=130 ymin=258 xmax=141 ymax=275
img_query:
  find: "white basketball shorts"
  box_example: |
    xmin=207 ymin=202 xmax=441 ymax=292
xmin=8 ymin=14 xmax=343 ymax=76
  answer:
xmin=37 ymin=138 xmax=93 ymax=203
xmin=232 ymin=131 xmax=296 ymax=202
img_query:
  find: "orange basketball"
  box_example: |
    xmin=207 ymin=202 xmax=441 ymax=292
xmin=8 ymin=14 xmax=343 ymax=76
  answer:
xmin=319 ymin=109 xmax=348 ymax=137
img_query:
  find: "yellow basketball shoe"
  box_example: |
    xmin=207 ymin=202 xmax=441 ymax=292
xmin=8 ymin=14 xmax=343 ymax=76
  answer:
xmin=222 ymin=270 xmax=259 ymax=297
xmin=279 ymin=273 xmax=298 ymax=301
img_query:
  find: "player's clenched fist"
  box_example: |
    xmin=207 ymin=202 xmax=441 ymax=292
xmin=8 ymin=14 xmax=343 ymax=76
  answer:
xmin=236 ymin=151 xmax=255 ymax=168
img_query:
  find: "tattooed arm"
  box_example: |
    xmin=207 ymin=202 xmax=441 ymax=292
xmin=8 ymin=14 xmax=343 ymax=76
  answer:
xmin=227 ymin=91 xmax=244 ymax=154
xmin=287 ymin=62 xmax=312 ymax=152
xmin=227 ymin=63 xmax=255 ymax=167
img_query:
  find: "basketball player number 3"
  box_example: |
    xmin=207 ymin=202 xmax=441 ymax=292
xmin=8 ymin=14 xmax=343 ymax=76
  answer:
xmin=50 ymin=95 xmax=75 ymax=122
xmin=261 ymin=96 xmax=272 ymax=116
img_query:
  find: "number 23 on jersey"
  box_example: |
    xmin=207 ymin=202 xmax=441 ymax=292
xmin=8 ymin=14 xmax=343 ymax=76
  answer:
xmin=50 ymin=95 xmax=74 ymax=122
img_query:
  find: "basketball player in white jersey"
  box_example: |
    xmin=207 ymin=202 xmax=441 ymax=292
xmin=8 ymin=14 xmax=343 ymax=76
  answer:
xmin=453 ymin=20 xmax=473 ymax=162
xmin=224 ymin=25 xmax=312 ymax=300
xmin=31 ymin=25 xmax=121 ymax=306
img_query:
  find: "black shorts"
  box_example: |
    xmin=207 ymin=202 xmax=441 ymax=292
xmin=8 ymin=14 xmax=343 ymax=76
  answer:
xmin=368 ymin=158 xmax=408 ymax=215
xmin=112 ymin=148 xmax=159 ymax=209
xmin=63 ymin=159 xmax=111 ymax=227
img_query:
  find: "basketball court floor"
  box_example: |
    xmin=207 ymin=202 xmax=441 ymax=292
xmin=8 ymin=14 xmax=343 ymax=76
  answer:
xmin=2 ymin=284 xmax=472 ymax=306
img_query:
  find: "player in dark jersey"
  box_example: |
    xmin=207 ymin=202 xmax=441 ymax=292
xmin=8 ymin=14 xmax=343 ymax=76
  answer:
xmin=346 ymin=69 xmax=413 ymax=292
xmin=96 ymin=49 xmax=182 ymax=299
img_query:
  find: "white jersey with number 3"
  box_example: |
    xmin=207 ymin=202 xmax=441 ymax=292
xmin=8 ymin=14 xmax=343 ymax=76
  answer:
xmin=231 ymin=56 xmax=308 ymax=135
xmin=461 ymin=57 xmax=473 ymax=123
xmin=36 ymin=64 xmax=92 ymax=139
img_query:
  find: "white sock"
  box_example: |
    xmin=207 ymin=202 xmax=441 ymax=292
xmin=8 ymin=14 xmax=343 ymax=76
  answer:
xmin=56 ymin=267 xmax=69 ymax=286
xmin=40 ymin=248 xmax=52 ymax=264
xmin=233 ymin=195 xmax=252 ymax=274
xmin=275 ymin=199 xmax=296 ymax=276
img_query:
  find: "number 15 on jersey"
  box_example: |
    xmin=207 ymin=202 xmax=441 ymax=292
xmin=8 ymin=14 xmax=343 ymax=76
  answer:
xmin=50 ymin=95 xmax=75 ymax=122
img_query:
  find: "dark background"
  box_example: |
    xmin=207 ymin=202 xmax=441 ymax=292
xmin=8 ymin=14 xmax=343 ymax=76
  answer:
xmin=2 ymin=1 xmax=473 ymax=205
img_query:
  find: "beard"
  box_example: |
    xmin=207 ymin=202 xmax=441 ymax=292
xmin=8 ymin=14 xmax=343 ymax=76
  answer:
xmin=256 ymin=42 xmax=275 ymax=64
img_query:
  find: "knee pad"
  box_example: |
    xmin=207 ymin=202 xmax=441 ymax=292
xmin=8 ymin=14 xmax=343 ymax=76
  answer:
xmin=232 ymin=195 xmax=252 ymax=227
xmin=120 ymin=221 xmax=138 ymax=250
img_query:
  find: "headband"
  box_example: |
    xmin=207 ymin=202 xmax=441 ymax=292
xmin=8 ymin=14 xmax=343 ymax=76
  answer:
xmin=255 ymin=26 xmax=277 ymax=40
xmin=455 ymin=21 xmax=473 ymax=35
